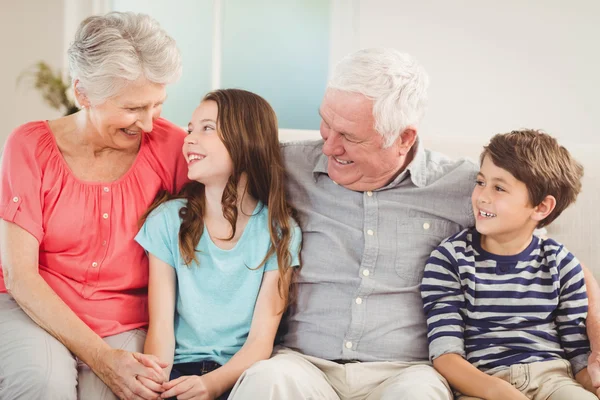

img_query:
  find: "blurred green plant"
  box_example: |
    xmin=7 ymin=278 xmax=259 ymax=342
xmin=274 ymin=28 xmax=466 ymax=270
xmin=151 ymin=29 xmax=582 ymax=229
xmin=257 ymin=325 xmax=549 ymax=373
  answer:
xmin=18 ymin=61 xmax=79 ymax=116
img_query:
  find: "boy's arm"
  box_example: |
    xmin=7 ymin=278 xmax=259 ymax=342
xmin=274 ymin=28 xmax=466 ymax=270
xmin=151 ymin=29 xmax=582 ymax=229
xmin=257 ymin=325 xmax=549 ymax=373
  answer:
xmin=555 ymin=251 xmax=591 ymax=377
xmin=581 ymin=264 xmax=600 ymax=388
xmin=434 ymin=354 xmax=528 ymax=400
xmin=421 ymin=242 xmax=509 ymax=397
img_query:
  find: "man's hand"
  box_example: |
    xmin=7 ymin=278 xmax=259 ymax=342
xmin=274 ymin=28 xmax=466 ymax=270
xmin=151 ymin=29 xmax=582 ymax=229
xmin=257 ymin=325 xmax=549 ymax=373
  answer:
xmin=587 ymin=352 xmax=600 ymax=388
xmin=95 ymin=349 xmax=169 ymax=400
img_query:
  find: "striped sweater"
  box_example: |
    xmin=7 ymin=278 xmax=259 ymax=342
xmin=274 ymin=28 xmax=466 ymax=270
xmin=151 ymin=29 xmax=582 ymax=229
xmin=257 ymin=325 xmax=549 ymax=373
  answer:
xmin=421 ymin=228 xmax=590 ymax=375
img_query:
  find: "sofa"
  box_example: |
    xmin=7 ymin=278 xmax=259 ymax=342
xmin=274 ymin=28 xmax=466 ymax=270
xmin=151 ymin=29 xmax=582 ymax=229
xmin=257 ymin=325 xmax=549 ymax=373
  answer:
xmin=279 ymin=129 xmax=600 ymax=280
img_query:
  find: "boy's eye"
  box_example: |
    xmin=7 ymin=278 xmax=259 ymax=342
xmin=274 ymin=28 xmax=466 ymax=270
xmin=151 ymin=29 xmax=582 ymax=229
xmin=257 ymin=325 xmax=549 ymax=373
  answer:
xmin=186 ymin=129 xmax=192 ymax=135
xmin=475 ymin=179 xmax=485 ymax=186
xmin=495 ymin=186 xmax=505 ymax=192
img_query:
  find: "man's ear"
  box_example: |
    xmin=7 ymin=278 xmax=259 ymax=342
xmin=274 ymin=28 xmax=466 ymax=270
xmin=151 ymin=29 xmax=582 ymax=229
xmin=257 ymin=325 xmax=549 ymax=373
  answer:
xmin=532 ymin=195 xmax=557 ymax=224
xmin=397 ymin=128 xmax=417 ymax=156
xmin=73 ymin=79 xmax=90 ymax=108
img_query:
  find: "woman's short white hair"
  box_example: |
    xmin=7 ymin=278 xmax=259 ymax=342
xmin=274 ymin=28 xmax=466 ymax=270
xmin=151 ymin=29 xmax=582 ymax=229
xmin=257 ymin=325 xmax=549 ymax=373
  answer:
xmin=67 ymin=11 xmax=182 ymax=105
xmin=328 ymin=48 xmax=429 ymax=148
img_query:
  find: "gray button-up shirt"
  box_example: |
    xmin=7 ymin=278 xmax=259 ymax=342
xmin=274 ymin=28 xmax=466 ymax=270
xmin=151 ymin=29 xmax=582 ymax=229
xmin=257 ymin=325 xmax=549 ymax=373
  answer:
xmin=281 ymin=139 xmax=478 ymax=362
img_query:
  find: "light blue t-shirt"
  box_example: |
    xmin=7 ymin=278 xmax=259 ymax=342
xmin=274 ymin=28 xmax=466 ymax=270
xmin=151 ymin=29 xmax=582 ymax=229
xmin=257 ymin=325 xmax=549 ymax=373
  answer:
xmin=135 ymin=199 xmax=301 ymax=365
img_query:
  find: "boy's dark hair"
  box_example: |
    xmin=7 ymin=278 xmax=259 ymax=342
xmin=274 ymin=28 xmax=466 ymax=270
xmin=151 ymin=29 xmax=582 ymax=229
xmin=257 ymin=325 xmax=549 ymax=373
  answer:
xmin=481 ymin=129 xmax=584 ymax=228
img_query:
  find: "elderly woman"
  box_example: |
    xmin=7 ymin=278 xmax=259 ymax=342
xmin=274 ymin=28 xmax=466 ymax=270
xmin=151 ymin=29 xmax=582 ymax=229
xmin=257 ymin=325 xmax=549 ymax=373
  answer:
xmin=0 ymin=12 xmax=188 ymax=400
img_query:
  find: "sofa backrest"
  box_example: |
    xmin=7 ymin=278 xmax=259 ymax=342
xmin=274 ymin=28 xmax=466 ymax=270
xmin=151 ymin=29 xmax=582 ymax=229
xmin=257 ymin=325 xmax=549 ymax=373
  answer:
xmin=279 ymin=130 xmax=600 ymax=280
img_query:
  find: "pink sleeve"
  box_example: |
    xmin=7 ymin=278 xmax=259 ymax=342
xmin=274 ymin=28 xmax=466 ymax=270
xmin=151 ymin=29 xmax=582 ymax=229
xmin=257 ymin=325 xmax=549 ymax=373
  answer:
xmin=0 ymin=125 xmax=44 ymax=243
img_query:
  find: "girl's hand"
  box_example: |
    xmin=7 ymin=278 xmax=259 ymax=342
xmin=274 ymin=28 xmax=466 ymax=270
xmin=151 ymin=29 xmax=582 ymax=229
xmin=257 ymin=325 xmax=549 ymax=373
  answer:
xmin=95 ymin=349 xmax=169 ymax=400
xmin=160 ymin=375 xmax=216 ymax=400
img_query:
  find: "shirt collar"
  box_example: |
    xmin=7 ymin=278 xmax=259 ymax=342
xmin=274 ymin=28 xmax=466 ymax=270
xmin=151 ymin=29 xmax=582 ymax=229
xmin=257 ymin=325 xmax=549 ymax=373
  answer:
xmin=311 ymin=137 xmax=428 ymax=189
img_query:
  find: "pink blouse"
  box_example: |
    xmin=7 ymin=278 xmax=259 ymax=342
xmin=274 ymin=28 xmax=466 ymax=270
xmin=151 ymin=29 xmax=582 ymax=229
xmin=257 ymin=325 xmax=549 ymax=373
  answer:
xmin=0 ymin=118 xmax=189 ymax=337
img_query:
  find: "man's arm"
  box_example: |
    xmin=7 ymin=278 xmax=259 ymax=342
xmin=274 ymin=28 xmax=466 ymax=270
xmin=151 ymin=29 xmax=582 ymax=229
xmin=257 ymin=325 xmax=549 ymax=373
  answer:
xmin=582 ymin=264 xmax=600 ymax=387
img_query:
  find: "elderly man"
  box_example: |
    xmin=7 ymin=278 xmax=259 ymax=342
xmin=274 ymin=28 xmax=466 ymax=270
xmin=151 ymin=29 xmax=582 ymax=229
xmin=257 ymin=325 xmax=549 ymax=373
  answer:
xmin=228 ymin=48 xmax=600 ymax=399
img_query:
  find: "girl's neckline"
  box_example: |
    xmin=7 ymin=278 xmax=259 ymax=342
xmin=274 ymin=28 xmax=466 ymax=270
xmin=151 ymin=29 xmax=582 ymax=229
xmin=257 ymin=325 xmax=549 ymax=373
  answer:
xmin=43 ymin=120 xmax=147 ymax=186
xmin=204 ymin=201 xmax=264 ymax=252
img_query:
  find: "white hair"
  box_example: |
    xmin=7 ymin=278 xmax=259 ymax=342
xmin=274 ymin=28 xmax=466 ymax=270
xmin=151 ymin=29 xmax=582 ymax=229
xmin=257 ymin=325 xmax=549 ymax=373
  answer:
xmin=328 ymin=48 xmax=429 ymax=147
xmin=67 ymin=11 xmax=182 ymax=105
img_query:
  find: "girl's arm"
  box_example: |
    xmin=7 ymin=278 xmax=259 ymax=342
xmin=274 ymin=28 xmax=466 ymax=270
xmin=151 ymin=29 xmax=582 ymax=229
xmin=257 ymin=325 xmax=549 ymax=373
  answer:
xmin=1 ymin=220 xmax=165 ymax=400
xmin=161 ymin=269 xmax=288 ymax=399
xmin=140 ymin=253 xmax=177 ymax=390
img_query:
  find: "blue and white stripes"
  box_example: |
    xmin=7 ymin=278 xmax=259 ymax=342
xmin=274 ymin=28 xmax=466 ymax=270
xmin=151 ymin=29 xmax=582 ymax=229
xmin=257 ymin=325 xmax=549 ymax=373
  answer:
xmin=421 ymin=228 xmax=590 ymax=375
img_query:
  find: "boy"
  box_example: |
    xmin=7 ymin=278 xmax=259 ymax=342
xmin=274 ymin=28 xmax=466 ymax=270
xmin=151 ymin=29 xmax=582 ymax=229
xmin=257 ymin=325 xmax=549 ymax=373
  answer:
xmin=421 ymin=130 xmax=597 ymax=399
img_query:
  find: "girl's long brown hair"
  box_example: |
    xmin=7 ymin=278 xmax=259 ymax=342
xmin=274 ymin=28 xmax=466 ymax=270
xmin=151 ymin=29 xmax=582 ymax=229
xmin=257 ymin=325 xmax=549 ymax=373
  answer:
xmin=141 ymin=89 xmax=298 ymax=311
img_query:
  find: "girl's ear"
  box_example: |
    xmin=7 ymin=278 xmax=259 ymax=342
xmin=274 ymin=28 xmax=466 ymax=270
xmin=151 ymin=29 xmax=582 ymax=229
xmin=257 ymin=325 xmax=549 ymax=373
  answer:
xmin=531 ymin=195 xmax=556 ymax=224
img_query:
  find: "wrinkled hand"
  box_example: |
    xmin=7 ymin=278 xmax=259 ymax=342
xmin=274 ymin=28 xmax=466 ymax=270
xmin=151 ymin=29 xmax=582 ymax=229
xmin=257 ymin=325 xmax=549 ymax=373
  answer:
xmin=96 ymin=349 xmax=169 ymax=400
xmin=589 ymin=351 xmax=600 ymax=389
xmin=160 ymin=375 xmax=215 ymax=400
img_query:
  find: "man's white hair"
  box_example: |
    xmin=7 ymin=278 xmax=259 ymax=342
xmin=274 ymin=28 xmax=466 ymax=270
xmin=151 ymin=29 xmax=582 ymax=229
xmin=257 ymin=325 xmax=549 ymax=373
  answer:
xmin=328 ymin=48 xmax=429 ymax=147
xmin=67 ymin=12 xmax=182 ymax=105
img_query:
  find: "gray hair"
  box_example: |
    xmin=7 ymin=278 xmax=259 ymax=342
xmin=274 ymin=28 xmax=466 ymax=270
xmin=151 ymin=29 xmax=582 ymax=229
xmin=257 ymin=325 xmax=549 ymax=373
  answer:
xmin=328 ymin=48 xmax=429 ymax=147
xmin=67 ymin=11 xmax=182 ymax=105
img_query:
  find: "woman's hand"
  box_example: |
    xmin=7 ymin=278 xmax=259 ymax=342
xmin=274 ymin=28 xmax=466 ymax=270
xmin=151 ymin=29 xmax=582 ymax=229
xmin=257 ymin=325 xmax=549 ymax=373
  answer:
xmin=160 ymin=375 xmax=217 ymax=400
xmin=95 ymin=348 xmax=169 ymax=400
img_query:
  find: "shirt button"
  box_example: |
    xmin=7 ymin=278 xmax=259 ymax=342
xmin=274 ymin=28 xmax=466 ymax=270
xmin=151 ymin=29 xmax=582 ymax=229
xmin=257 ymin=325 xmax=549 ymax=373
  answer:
xmin=423 ymin=222 xmax=430 ymax=230
xmin=345 ymin=341 xmax=353 ymax=349
xmin=102 ymin=213 xmax=109 ymax=219
xmin=103 ymin=187 xmax=110 ymax=193
xmin=91 ymin=262 xmax=98 ymax=268
xmin=367 ymin=229 xmax=374 ymax=236
xmin=366 ymin=191 xmax=373 ymax=197
xmin=12 ymin=196 xmax=19 ymax=202
xmin=355 ymin=297 xmax=363 ymax=305
xmin=362 ymin=269 xmax=370 ymax=277
xmin=102 ymin=240 xmax=107 ymax=246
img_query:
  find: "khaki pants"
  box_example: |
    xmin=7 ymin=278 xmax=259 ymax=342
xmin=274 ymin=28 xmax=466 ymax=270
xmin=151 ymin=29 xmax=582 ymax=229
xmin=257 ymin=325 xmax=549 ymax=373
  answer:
xmin=0 ymin=293 xmax=146 ymax=400
xmin=457 ymin=359 xmax=596 ymax=400
xmin=229 ymin=346 xmax=452 ymax=400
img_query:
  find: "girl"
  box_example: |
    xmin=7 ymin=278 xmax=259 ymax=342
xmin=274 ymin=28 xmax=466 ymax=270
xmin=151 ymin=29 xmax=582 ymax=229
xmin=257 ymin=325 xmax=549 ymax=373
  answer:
xmin=135 ymin=89 xmax=301 ymax=400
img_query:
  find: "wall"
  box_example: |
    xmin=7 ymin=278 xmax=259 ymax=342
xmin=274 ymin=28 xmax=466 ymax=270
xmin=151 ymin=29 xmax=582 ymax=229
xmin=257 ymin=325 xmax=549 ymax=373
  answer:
xmin=0 ymin=0 xmax=65 ymax=146
xmin=2 ymin=1 xmax=598 ymax=146
xmin=355 ymin=0 xmax=600 ymax=144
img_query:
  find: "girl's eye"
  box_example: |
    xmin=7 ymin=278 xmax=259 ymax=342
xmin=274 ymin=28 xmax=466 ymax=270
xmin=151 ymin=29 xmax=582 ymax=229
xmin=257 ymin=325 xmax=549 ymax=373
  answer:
xmin=186 ymin=129 xmax=192 ymax=135
xmin=475 ymin=179 xmax=485 ymax=186
xmin=495 ymin=186 xmax=505 ymax=192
